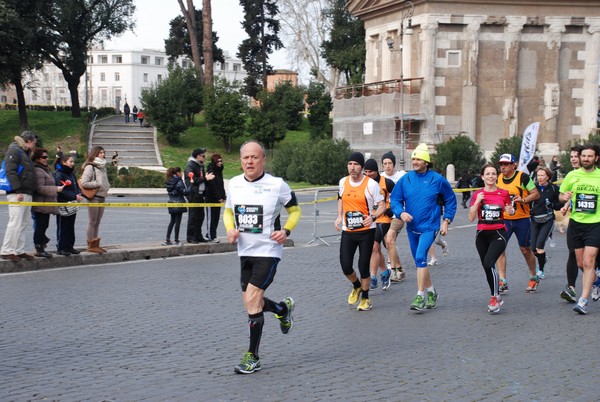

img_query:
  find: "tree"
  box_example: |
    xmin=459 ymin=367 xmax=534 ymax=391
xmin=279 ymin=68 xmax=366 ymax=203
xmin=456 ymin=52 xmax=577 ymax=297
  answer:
xmin=177 ymin=0 xmax=203 ymax=82
xmin=40 ymin=0 xmax=136 ymax=118
xmin=164 ymin=7 xmax=224 ymax=81
xmin=248 ymin=89 xmax=287 ymax=150
xmin=278 ymin=0 xmax=340 ymax=92
xmin=306 ymin=81 xmax=333 ymax=139
xmin=433 ymin=135 xmax=486 ymax=176
xmin=202 ymin=0 xmax=213 ymax=88
xmin=490 ymin=136 xmax=524 ymax=165
xmin=204 ymin=78 xmax=248 ymax=153
xmin=238 ymin=0 xmax=283 ymax=98
xmin=141 ymin=65 xmax=203 ymax=145
xmin=270 ymin=81 xmax=305 ymax=131
xmin=0 ymin=0 xmax=48 ymax=129
xmin=321 ymin=0 xmax=365 ymax=85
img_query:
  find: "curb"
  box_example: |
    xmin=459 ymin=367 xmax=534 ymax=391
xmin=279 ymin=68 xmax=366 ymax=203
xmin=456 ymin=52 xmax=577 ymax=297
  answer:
xmin=0 ymin=239 xmax=294 ymax=274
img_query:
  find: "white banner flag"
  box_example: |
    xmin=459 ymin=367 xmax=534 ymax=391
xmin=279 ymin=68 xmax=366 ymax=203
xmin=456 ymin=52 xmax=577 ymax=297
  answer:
xmin=518 ymin=122 xmax=540 ymax=174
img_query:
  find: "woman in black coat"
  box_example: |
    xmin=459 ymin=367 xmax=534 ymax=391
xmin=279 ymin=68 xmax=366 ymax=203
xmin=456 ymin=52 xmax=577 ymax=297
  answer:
xmin=205 ymin=154 xmax=226 ymax=242
xmin=163 ymin=167 xmax=187 ymax=246
xmin=53 ymin=154 xmax=83 ymax=256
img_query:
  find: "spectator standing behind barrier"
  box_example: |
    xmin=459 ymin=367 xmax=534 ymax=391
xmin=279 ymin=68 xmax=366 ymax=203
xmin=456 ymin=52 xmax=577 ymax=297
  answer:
xmin=111 ymin=151 xmax=119 ymax=168
xmin=31 ymin=147 xmax=62 ymax=258
xmin=1 ymin=131 xmax=37 ymax=262
xmin=162 ymin=167 xmax=187 ymax=246
xmin=53 ymin=154 xmax=83 ymax=256
xmin=132 ymin=105 xmax=138 ymax=123
xmin=549 ymin=155 xmax=561 ymax=182
xmin=80 ymin=146 xmax=111 ymax=254
xmin=456 ymin=170 xmax=472 ymax=209
xmin=206 ymin=154 xmax=226 ymax=242
xmin=390 ymin=143 xmax=457 ymax=311
xmin=184 ymin=148 xmax=214 ymax=243
xmin=123 ymin=102 xmax=130 ymax=123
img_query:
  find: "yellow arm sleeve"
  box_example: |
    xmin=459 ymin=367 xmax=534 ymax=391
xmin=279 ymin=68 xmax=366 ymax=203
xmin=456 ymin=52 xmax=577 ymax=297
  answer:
xmin=223 ymin=208 xmax=235 ymax=232
xmin=283 ymin=205 xmax=302 ymax=231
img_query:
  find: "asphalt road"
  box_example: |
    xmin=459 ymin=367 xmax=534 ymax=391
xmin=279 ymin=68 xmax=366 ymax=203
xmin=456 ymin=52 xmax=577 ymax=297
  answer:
xmin=0 ymin=191 xmax=598 ymax=400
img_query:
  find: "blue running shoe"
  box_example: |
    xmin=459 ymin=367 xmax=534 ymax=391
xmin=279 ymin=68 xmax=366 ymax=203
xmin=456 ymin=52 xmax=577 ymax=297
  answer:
xmin=370 ymin=276 xmax=378 ymax=290
xmin=381 ymin=269 xmax=391 ymax=291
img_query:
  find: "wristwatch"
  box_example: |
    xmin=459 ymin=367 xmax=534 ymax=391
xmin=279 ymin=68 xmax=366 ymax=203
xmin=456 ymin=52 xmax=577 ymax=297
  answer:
xmin=443 ymin=218 xmax=452 ymax=225
xmin=283 ymin=229 xmax=291 ymax=236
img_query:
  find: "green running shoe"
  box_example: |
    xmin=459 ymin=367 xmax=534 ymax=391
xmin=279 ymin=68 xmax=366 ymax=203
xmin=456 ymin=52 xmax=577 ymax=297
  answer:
xmin=410 ymin=294 xmax=426 ymax=311
xmin=234 ymin=352 xmax=261 ymax=374
xmin=426 ymin=290 xmax=438 ymax=309
xmin=275 ymin=297 xmax=294 ymax=334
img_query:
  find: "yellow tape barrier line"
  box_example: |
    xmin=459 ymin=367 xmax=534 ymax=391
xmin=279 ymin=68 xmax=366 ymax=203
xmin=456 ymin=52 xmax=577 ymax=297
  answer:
xmin=0 ymin=196 xmax=339 ymax=208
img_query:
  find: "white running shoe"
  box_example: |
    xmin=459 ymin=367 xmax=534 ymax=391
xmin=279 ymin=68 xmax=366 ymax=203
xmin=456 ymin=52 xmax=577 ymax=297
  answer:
xmin=428 ymin=257 xmax=438 ymax=266
xmin=592 ymin=285 xmax=600 ymax=302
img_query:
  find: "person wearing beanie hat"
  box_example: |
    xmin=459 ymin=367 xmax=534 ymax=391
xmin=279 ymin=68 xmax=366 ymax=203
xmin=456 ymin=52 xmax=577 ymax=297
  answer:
xmin=184 ymin=147 xmax=215 ymax=243
xmin=381 ymin=151 xmax=407 ymax=281
xmin=496 ymin=150 xmax=540 ymax=295
xmin=336 ymin=154 xmax=385 ymax=311
xmin=363 ymin=159 xmax=396 ymax=291
xmin=389 ymin=143 xmax=457 ymax=311
xmin=348 ymin=151 xmax=365 ymax=167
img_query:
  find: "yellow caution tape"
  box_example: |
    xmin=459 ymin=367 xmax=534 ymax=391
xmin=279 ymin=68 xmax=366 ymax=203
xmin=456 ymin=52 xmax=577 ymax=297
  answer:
xmin=0 ymin=195 xmax=340 ymax=208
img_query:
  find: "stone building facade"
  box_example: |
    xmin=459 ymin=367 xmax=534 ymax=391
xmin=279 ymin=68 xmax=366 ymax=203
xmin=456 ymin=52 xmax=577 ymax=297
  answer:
xmin=335 ymin=0 xmax=600 ymax=167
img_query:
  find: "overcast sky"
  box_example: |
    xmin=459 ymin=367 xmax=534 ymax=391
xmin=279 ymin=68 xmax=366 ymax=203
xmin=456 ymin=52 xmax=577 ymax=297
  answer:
xmin=105 ymin=0 xmax=288 ymax=67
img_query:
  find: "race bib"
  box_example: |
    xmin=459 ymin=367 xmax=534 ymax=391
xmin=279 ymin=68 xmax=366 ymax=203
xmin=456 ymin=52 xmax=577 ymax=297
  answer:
xmin=345 ymin=211 xmax=365 ymax=230
xmin=234 ymin=204 xmax=263 ymax=233
xmin=574 ymin=194 xmax=597 ymax=214
xmin=481 ymin=204 xmax=503 ymax=223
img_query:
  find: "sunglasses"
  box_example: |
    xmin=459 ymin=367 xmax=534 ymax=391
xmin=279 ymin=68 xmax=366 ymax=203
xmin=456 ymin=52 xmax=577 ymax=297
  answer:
xmin=499 ymin=162 xmax=511 ymax=166
xmin=217 ymin=160 xmax=223 ymax=163
xmin=40 ymin=156 xmax=49 ymax=159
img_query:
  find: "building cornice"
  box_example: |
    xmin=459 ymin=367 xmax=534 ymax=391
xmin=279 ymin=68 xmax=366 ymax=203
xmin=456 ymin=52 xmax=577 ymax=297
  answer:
xmin=347 ymin=0 xmax=600 ymax=20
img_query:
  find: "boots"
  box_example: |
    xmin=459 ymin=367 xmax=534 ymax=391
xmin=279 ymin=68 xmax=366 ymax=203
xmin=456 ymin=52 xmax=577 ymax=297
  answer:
xmin=96 ymin=238 xmax=107 ymax=252
xmin=34 ymin=244 xmax=52 ymax=258
xmin=87 ymin=238 xmax=105 ymax=254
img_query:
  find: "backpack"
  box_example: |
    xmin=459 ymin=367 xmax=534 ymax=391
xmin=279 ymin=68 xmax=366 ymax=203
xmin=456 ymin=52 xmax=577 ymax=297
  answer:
xmin=0 ymin=150 xmax=24 ymax=192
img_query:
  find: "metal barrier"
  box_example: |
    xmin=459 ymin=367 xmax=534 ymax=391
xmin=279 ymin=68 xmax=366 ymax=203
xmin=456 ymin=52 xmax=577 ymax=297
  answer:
xmin=307 ymin=188 xmax=340 ymax=246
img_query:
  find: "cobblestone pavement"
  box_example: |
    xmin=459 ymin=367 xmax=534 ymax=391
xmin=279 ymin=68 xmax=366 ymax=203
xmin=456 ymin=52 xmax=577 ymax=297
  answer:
xmin=0 ymin=194 xmax=598 ymax=400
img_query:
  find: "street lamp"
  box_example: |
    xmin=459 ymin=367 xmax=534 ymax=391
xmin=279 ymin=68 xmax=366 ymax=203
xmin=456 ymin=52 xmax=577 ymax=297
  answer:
xmin=386 ymin=0 xmax=414 ymax=171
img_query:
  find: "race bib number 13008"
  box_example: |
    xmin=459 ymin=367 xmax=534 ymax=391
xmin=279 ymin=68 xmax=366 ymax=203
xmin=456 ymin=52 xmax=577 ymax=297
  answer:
xmin=234 ymin=204 xmax=264 ymax=233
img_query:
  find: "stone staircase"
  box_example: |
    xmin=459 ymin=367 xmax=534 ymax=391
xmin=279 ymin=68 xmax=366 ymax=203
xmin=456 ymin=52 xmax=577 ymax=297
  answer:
xmin=89 ymin=115 xmax=164 ymax=170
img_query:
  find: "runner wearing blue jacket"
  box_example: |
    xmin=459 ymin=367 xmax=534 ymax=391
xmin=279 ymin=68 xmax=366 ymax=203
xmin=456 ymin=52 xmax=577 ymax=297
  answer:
xmin=390 ymin=143 xmax=457 ymax=311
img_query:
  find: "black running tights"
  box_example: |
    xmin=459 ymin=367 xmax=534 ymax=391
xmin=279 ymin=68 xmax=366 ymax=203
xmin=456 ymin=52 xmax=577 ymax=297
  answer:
xmin=475 ymin=229 xmax=508 ymax=295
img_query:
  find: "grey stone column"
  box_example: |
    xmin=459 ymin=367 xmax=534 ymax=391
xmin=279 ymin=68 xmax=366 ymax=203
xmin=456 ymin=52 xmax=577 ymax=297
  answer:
xmin=502 ymin=17 xmax=526 ymax=138
xmin=420 ymin=19 xmax=438 ymax=143
xmin=462 ymin=18 xmax=485 ymax=142
xmin=582 ymin=21 xmax=600 ymax=139
xmin=543 ymin=18 xmax=567 ymax=143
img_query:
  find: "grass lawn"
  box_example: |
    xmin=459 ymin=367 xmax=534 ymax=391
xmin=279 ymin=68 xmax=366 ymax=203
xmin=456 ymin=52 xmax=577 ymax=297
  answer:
xmin=0 ymin=109 xmax=318 ymax=188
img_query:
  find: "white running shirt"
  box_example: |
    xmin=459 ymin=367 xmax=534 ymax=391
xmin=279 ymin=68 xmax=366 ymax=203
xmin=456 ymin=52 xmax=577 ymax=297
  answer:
xmin=226 ymin=173 xmax=293 ymax=259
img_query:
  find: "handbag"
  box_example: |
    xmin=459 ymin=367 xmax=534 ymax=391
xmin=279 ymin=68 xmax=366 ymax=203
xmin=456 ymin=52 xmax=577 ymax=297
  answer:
xmin=58 ymin=201 xmax=80 ymax=216
xmin=79 ymin=167 xmax=99 ymax=200
xmin=0 ymin=150 xmax=24 ymax=192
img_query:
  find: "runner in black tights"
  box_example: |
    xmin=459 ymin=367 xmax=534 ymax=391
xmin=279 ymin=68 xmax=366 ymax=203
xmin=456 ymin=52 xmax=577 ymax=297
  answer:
xmin=469 ymin=164 xmax=515 ymax=313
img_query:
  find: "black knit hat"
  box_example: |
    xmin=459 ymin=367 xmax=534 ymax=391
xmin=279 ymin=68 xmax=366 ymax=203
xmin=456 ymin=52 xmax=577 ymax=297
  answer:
xmin=381 ymin=151 xmax=396 ymax=167
xmin=364 ymin=158 xmax=378 ymax=172
xmin=348 ymin=152 xmax=365 ymax=167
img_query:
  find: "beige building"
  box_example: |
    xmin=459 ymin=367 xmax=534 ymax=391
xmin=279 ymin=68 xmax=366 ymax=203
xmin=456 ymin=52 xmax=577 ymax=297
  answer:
xmin=334 ymin=0 xmax=600 ymax=168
